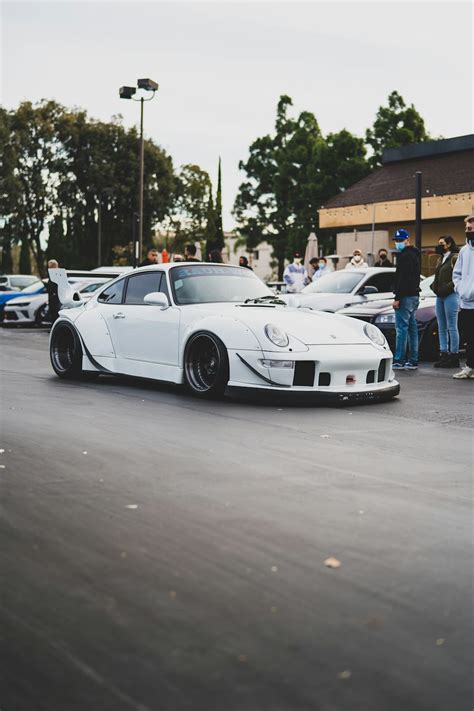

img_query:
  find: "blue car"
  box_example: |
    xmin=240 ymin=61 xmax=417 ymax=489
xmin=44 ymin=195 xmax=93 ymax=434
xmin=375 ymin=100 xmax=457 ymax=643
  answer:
xmin=0 ymin=280 xmax=46 ymax=321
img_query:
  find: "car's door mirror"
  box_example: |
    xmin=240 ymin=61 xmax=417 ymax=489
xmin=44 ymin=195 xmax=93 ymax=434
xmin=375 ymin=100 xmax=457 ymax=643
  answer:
xmin=359 ymin=285 xmax=378 ymax=295
xmin=143 ymin=291 xmax=169 ymax=309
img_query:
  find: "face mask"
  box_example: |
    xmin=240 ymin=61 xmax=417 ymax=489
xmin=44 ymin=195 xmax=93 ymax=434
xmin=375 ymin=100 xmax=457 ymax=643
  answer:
xmin=379 ymin=253 xmax=387 ymax=260
xmin=466 ymin=233 xmax=474 ymax=246
xmin=395 ymin=242 xmax=406 ymax=251
xmin=353 ymin=255 xmax=362 ymax=262
xmin=435 ymin=245 xmax=445 ymax=255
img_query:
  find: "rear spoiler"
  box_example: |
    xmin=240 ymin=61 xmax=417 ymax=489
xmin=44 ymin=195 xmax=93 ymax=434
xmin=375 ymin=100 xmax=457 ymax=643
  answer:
xmin=48 ymin=268 xmax=84 ymax=308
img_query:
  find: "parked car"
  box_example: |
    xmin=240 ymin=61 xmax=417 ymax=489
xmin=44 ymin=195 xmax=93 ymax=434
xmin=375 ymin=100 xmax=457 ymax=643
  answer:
xmin=48 ymin=263 xmax=400 ymax=404
xmin=337 ymin=276 xmax=466 ymax=360
xmin=0 ymin=274 xmax=39 ymax=290
xmin=280 ymin=267 xmax=397 ymax=312
xmin=3 ymin=278 xmax=114 ymax=326
xmin=0 ymin=279 xmax=45 ymax=321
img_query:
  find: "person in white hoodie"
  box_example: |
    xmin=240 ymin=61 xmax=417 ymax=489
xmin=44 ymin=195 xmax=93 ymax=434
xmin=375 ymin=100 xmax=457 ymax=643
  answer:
xmin=345 ymin=249 xmax=368 ymax=269
xmin=452 ymin=214 xmax=474 ymax=379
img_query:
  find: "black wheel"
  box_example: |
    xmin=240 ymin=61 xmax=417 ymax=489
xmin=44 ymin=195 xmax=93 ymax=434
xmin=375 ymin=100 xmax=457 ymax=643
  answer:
xmin=184 ymin=332 xmax=229 ymax=398
xmin=50 ymin=322 xmax=83 ymax=379
xmin=419 ymin=319 xmax=439 ymax=361
xmin=35 ymin=304 xmax=49 ymax=327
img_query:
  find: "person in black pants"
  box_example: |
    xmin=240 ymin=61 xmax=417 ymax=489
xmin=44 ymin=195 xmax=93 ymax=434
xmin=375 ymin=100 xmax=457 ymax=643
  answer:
xmin=45 ymin=259 xmax=60 ymax=323
xmin=391 ymin=229 xmax=421 ymax=370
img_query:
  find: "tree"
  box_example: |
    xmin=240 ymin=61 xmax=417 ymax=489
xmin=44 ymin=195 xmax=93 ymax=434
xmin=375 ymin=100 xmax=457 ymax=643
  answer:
xmin=203 ymin=190 xmax=216 ymax=260
xmin=234 ymin=96 xmax=369 ymax=277
xmin=171 ymin=164 xmax=211 ymax=249
xmin=366 ymin=90 xmax=430 ymax=167
xmin=214 ymin=157 xmax=224 ymax=249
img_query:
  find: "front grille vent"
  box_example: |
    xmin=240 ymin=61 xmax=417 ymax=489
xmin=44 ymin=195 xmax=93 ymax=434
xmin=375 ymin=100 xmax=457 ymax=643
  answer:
xmin=318 ymin=372 xmax=331 ymax=386
xmin=366 ymin=370 xmax=376 ymax=384
xmin=293 ymin=361 xmax=316 ymax=386
xmin=378 ymin=359 xmax=388 ymax=382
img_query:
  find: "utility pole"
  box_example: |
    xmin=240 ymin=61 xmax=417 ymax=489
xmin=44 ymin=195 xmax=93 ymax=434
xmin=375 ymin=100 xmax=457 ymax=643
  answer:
xmin=415 ymin=171 xmax=422 ymax=258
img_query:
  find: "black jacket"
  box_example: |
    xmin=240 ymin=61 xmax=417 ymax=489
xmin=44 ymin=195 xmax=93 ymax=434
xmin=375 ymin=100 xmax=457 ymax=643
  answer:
xmin=431 ymin=253 xmax=458 ymax=298
xmin=45 ymin=279 xmax=60 ymax=321
xmin=393 ymin=246 xmax=420 ymax=300
xmin=374 ymin=257 xmax=393 ymax=268
xmin=138 ymin=258 xmax=157 ymax=267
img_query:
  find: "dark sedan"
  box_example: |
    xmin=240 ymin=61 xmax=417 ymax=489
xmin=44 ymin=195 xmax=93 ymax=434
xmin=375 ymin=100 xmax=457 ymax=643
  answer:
xmin=337 ymin=276 xmax=466 ymax=360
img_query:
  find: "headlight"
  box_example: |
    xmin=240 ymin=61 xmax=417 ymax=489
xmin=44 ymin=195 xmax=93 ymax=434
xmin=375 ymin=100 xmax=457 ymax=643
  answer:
xmin=264 ymin=323 xmax=289 ymax=347
xmin=364 ymin=322 xmax=386 ymax=346
xmin=375 ymin=313 xmax=395 ymax=325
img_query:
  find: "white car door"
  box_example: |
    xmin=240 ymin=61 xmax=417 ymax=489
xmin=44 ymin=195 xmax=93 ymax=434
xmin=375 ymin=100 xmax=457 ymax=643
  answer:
xmin=103 ymin=271 xmax=180 ymax=380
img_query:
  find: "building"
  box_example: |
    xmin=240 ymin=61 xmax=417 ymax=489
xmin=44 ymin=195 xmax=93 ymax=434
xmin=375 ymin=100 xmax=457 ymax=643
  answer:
xmin=318 ymin=135 xmax=474 ymax=272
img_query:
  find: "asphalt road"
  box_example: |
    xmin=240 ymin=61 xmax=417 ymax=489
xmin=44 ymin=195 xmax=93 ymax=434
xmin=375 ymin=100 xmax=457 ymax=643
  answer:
xmin=1 ymin=328 xmax=473 ymax=711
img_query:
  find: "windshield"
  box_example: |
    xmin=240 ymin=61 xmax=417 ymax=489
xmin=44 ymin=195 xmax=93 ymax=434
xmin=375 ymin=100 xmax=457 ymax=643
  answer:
xmin=170 ymin=265 xmax=271 ymax=305
xmin=21 ymin=280 xmax=45 ymax=294
xmin=301 ymin=271 xmax=363 ymax=294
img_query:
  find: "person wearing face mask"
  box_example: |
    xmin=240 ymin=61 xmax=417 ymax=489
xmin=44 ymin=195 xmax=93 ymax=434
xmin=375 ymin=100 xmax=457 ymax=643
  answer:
xmin=452 ymin=215 xmax=474 ymax=379
xmin=374 ymin=248 xmax=393 ymax=268
xmin=430 ymin=235 xmax=459 ymax=368
xmin=391 ymin=228 xmax=421 ymax=370
xmin=313 ymin=256 xmax=330 ymax=280
xmin=283 ymin=252 xmax=308 ymax=293
xmin=345 ymin=249 xmax=368 ymax=269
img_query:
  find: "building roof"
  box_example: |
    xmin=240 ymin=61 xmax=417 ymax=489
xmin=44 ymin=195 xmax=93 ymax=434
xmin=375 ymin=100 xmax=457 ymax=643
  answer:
xmin=324 ymin=136 xmax=474 ymax=209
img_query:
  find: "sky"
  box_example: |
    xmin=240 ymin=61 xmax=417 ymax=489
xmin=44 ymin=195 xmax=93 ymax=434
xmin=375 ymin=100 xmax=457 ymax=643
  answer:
xmin=1 ymin=1 xmax=472 ymax=230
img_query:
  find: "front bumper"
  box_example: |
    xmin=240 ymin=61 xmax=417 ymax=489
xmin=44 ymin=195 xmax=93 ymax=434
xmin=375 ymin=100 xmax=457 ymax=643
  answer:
xmin=226 ymin=344 xmax=399 ymax=404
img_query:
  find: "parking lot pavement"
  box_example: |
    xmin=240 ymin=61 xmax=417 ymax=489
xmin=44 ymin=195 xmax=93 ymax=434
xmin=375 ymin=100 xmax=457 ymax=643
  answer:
xmin=1 ymin=328 xmax=473 ymax=711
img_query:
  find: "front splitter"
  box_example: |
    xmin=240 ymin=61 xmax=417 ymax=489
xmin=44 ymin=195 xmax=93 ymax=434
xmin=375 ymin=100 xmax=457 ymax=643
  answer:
xmin=225 ymin=382 xmax=400 ymax=406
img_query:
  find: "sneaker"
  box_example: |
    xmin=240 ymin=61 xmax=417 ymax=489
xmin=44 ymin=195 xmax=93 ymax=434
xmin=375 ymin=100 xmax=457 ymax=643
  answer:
xmin=453 ymin=366 xmax=474 ymax=379
xmin=404 ymin=363 xmax=418 ymax=370
xmin=392 ymin=362 xmax=405 ymax=370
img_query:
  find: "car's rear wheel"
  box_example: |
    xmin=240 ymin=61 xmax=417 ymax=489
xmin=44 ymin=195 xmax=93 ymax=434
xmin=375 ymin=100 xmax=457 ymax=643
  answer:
xmin=50 ymin=322 xmax=83 ymax=379
xmin=184 ymin=332 xmax=229 ymax=398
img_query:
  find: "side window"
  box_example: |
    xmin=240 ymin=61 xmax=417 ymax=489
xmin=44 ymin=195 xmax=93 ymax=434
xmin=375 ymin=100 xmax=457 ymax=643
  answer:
xmin=365 ymin=273 xmax=395 ymax=293
xmin=97 ymin=278 xmax=125 ymax=304
xmin=124 ymin=272 xmax=163 ymax=305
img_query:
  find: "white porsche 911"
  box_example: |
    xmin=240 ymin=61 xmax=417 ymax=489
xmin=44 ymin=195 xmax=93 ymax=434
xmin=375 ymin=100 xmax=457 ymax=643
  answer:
xmin=48 ymin=263 xmax=400 ymax=404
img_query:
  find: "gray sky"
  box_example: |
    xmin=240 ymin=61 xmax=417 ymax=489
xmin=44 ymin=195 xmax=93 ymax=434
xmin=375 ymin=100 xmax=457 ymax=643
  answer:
xmin=1 ymin=1 xmax=472 ymax=229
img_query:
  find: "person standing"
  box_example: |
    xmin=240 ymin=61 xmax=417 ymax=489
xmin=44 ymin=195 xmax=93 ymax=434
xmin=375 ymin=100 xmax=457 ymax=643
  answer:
xmin=283 ymin=252 xmax=308 ymax=293
xmin=345 ymin=249 xmax=368 ymax=269
xmin=452 ymin=215 xmax=474 ymax=379
xmin=239 ymin=256 xmax=253 ymax=270
xmin=430 ymin=235 xmax=459 ymax=368
xmin=308 ymin=257 xmax=319 ymax=280
xmin=139 ymin=248 xmax=159 ymax=267
xmin=374 ymin=249 xmax=393 ymax=267
xmin=45 ymin=258 xmax=60 ymax=323
xmin=391 ymin=229 xmax=421 ymax=370
xmin=312 ymin=256 xmax=330 ymax=280
xmin=184 ymin=244 xmax=200 ymax=262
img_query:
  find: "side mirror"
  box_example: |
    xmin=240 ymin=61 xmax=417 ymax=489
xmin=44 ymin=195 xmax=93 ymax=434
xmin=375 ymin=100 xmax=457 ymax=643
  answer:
xmin=143 ymin=291 xmax=169 ymax=309
xmin=359 ymin=285 xmax=378 ymax=295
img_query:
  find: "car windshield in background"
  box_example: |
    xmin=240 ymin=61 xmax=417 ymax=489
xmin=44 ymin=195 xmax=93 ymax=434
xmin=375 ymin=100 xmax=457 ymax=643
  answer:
xmin=20 ymin=280 xmax=45 ymax=294
xmin=420 ymin=274 xmax=434 ymax=296
xmin=302 ymin=271 xmax=363 ymax=294
xmin=170 ymin=265 xmax=271 ymax=305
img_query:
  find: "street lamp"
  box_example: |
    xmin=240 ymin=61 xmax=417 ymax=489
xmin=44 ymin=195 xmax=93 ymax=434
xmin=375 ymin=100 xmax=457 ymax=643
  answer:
xmin=119 ymin=78 xmax=158 ymax=266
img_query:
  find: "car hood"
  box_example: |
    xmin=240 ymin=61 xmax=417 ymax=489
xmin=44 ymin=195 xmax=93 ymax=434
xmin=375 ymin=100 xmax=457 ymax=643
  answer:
xmin=187 ymin=302 xmax=371 ymax=345
xmin=280 ymin=292 xmax=359 ymax=312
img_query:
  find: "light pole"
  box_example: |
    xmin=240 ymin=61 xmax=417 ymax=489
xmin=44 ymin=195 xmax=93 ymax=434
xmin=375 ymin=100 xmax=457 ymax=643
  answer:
xmin=119 ymin=78 xmax=158 ymax=266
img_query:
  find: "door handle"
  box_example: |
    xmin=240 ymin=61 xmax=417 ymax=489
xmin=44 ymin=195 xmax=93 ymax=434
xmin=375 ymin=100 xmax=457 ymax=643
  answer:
xmin=113 ymin=312 xmax=126 ymax=319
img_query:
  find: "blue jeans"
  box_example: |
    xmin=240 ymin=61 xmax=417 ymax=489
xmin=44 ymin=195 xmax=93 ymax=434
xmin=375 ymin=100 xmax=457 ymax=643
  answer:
xmin=394 ymin=296 xmax=420 ymax=364
xmin=435 ymin=293 xmax=460 ymax=353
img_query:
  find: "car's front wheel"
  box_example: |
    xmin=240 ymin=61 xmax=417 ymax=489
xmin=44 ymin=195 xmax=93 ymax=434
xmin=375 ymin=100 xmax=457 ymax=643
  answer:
xmin=184 ymin=332 xmax=229 ymax=398
xmin=50 ymin=322 xmax=83 ymax=379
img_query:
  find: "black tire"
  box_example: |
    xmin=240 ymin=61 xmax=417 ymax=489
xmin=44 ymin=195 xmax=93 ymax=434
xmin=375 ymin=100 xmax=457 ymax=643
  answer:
xmin=184 ymin=331 xmax=229 ymax=398
xmin=419 ymin=319 xmax=439 ymax=361
xmin=50 ymin=322 xmax=83 ymax=379
xmin=35 ymin=304 xmax=49 ymax=327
